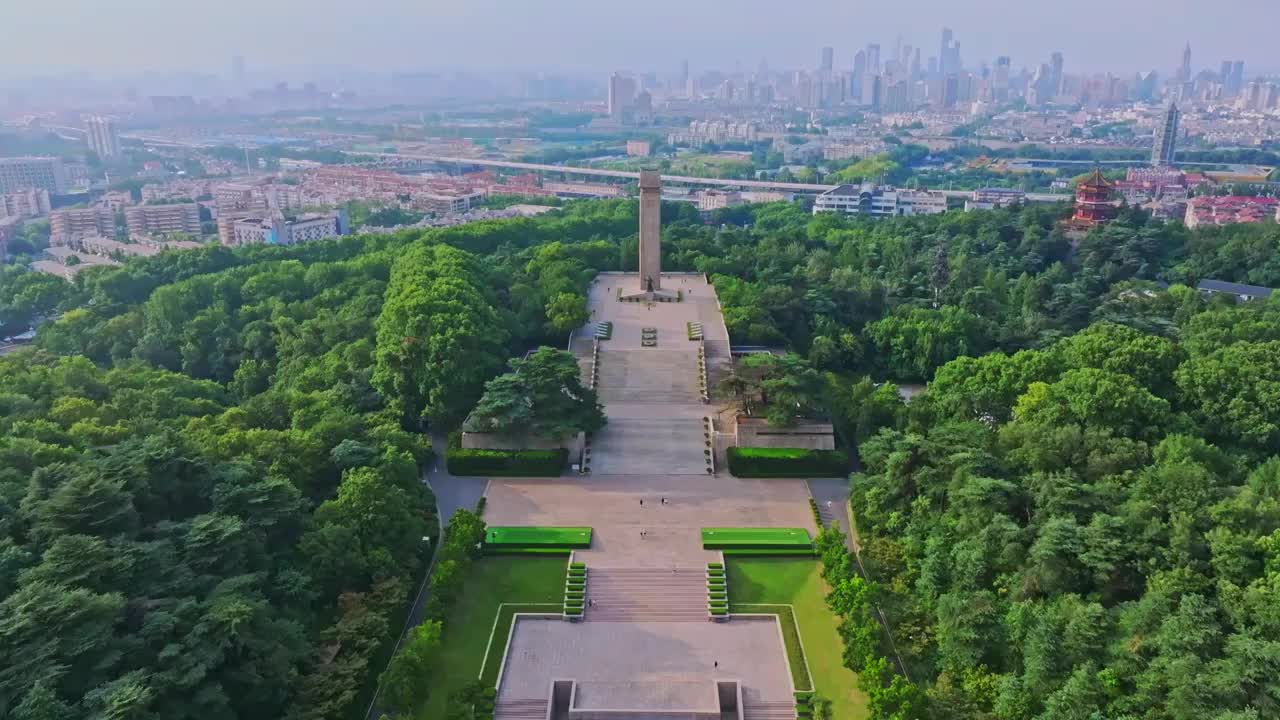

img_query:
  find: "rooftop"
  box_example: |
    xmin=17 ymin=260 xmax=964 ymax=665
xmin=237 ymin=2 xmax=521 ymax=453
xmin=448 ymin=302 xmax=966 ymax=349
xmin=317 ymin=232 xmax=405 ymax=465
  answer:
xmin=1197 ymin=279 xmax=1274 ymax=297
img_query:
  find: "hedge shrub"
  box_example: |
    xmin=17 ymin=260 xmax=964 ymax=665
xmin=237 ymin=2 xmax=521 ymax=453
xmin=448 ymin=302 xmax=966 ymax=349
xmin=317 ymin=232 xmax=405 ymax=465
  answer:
xmin=446 ymin=448 xmax=568 ymax=476
xmin=726 ymin=447 xmax=849 ymax=478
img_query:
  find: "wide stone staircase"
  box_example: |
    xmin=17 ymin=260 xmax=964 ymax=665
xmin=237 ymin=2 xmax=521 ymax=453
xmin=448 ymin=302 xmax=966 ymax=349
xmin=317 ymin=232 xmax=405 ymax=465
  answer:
xmin=586 ymin=567 xmax=708 ymax=622
xmin=494 ymin=698 xmax=549 ymax=720
xmin=596 ymin=349 xmax=702 ymax=405
xmin=743 ymin=700 xmax=798 ymax=720
xmin=590 ymin=348 xmax=710 ymax=475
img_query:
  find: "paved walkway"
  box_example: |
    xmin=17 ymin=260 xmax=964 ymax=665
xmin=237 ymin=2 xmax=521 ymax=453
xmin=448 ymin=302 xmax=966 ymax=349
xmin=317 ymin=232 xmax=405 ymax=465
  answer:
xmin=488 ymin=273 xmax=806 ymax=718
xmin=498 ymin=617 xmax=793 ymax=710
xmin=483 ymin=472 xmax=812 ymax=568
xmin=423 ymin=431 xmax=486 ymax=524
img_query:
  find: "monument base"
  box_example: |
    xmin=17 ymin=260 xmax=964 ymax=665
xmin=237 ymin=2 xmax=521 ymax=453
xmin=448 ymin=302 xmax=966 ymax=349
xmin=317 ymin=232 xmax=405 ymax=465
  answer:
xmin=620 ymin=287 xmax=680 ymax=303
xmin=620 ymin=276 xmax=680 ymax=302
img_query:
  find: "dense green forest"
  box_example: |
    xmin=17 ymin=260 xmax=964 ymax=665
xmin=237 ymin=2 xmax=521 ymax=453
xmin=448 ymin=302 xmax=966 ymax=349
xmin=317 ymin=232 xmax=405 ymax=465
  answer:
xmin=2 ymin=196 xmax=1279 ymax=719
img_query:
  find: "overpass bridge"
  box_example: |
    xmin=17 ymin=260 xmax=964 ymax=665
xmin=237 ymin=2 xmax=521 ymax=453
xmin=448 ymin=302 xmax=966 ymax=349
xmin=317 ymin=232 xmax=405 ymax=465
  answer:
xmin=352 ymin=151 xmax=1071 ymax=202
xmin=120 ymin=134 xmax=1070 ymax=203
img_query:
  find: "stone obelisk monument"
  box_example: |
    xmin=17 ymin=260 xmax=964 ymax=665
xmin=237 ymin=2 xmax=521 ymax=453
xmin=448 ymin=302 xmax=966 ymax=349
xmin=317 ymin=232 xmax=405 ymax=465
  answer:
xmin=638 ymin=169 xmax=662 ymax=294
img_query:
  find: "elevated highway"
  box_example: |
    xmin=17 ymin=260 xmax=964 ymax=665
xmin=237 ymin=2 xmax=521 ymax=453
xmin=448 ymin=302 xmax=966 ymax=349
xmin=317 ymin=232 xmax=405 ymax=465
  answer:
xmin=355 ymin=151 xmax=1071 ymax=202
xmin=121 ymin=134 xmax=1070 ymax=202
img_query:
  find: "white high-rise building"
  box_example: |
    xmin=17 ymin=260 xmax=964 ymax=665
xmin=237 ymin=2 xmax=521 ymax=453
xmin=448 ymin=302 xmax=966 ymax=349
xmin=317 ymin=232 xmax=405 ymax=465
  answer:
xmin=86 ymin=116 xmax=121 ymax=159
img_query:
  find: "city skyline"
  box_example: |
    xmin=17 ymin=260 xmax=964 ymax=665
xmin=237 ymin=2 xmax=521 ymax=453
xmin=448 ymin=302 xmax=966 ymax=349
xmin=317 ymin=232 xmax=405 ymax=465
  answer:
xmin=4 ymin=0 xmax=1280 ymax=79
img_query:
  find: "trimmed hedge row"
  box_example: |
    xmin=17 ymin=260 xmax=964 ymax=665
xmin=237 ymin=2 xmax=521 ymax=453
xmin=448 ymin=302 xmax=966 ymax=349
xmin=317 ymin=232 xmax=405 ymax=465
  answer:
xmin=726 ymin=447 xmax=849 ymax=478
xmin=722 ymin=548 xmax=818 ymax=557
xmin=446 ymin=448 xmax=568 ymax=476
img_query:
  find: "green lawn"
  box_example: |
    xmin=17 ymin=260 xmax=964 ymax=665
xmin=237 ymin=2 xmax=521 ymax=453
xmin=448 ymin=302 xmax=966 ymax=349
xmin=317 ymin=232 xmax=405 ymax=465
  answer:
xmin=416 ymin=556 xmax=565 ymax=719
xmin=483 ymin=526 xmax=593 ymax=548
xmin=701 ymin=527 xmax=813 ymax=550
xmin=729 ymin=558 xmax=868 ymax=720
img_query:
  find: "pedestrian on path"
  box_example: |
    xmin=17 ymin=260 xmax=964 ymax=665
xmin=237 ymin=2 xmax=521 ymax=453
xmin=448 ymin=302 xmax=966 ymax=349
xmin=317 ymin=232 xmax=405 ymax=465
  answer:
xmin=714 ymin=661 xmax=718 ymax=669
xmin=639 ymin=498 xmax=644 ymax=506
xmin=826 ymin=500 xmax=832 ymax=510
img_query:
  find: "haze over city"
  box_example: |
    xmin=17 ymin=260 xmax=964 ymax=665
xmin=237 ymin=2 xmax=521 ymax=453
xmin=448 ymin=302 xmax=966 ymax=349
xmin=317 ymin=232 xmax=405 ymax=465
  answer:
xmin=3 ymin=4 xmax=1280 ymax=720
xmin=4 ymin=0 xmax=1280 ymax=76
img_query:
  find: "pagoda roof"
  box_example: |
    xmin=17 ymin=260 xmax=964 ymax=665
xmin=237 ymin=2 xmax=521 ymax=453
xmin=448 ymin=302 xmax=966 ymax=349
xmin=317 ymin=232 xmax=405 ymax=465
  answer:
xmin=1079 ymin=167 xmax=1113 ymax=189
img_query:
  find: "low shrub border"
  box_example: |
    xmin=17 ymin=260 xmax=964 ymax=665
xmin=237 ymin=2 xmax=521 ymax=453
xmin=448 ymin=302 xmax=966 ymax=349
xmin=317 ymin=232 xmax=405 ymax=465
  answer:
xmin=446 ymin=448 xmax=568 ymax=477
xmin=483 ymin=526 xmax=592 ymax=550
xmin=482 ymin=547 xmax=573 ymax=556
xmin=721 ymin=548 xmax=818 ymax=557
xmin=726 ymin=447 xmax=849 ymax=478
xmin=701 ymin=527 xmax=813 ymax=551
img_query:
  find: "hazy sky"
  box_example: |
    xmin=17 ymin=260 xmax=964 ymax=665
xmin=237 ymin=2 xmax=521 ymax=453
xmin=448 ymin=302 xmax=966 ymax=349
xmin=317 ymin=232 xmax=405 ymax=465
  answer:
xmin=5 ymin=0 xmax=1279 ymax=77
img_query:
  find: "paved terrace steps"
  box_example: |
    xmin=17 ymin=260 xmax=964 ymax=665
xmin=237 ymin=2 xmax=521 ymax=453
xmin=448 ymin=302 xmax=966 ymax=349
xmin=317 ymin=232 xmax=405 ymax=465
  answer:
xmin=585 ymin=567 xmax=710 ymax=622
xmin=494 ymin=698 xmax=549 ymax=720
xmin=589 ymin=417 xmax=709 ymax=475
xmin=743 ymin=701 xmax=798 ymax=720
xmin=595 ymin=349 xmax=703 ymax=404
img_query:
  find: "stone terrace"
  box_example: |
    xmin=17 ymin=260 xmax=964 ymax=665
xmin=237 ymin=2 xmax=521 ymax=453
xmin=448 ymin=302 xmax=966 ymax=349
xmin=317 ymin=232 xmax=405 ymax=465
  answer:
xmin=496 ymin=617 xmax=794 ymax=712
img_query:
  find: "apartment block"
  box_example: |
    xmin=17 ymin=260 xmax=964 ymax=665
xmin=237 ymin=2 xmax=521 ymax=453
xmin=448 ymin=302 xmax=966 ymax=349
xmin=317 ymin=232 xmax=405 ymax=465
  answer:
xmin=124 ymin=203 xmax=201 ymax=239
xmin=814 ymin=183 xmax=948 ymax=217
xmin=0 ymin=157 xmax=69 ymax=194
xmin=230 ymin=209 xmax=349 ymax=246
xmin=0 ymin=189 xmax=51 ymax=219
xmin=50 ymin=207 xmax=115 ymax=243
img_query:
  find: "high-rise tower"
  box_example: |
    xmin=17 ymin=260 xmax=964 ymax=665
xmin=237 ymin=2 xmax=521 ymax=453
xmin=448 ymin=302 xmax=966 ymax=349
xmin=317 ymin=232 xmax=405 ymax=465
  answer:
xmin=939 ymin=27 xmax=954 ymax=76
xmin=85 ymin=116 xmax=120 ymax=159
xmin=1152 ymin=102 xmax=1181 ymax=167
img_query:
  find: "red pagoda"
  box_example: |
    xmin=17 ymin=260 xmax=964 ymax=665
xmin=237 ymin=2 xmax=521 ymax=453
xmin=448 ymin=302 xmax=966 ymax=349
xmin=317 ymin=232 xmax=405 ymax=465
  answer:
xmin=1071 ymin=168 xmax=1119 ymax=227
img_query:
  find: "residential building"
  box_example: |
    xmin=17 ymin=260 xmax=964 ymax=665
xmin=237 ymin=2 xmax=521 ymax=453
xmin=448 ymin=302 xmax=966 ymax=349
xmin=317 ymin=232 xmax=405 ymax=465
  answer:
xmin=230 ymin=209 xmax=349 ymax=246
xmin=0 ymin=216 xmax=22 ymax=261
xmin=98 ymin=191 xmax=135 ymax=212
xmin=1196 ymin=279 xmax=1273 ymax=302
xmin=0 ymin=157 xmax=68 ymax=194
xmin=32 ymin=246 xmax=120 ymax=280
xmin=64 ymin=234 xmax=200 ymax=259
xmin=823 ymin=143 xmax=877 ymax=162
xmin=412 ymin=190 xmax=488 ymax=216
xmin=50 ymin=207 xmax=115 ymax=243
xmin=667 ymin=120 xmax=758 ymax=147
xmin=626 ymin=140 xmax=652 ymax=157
xmin=1152 ymin=102 xmax=1181 ymax=167
xmin=813 ymin=183 xmax=948 ymax=217
xmin=965 ymin=188 xmax=1026 ymax=211
xmin=86 ymin=116 xmax=121 ymax=159
xmin=1184 ymin=195 xmax=1279 ymax=228
xmin=261 ymin=184 xmax=304 ymax=211
xmin=0 ymin=189 xmax=51 ymax=219
xmin=696 ymin=190 xmax=743 ymax=213
xmin=607 ymin=73 xmax=636 ymax=118
xmin=124 ymin=203 xmax=202 ymax=239
xmin=543 ymin=181 xmax=625 ymax=199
